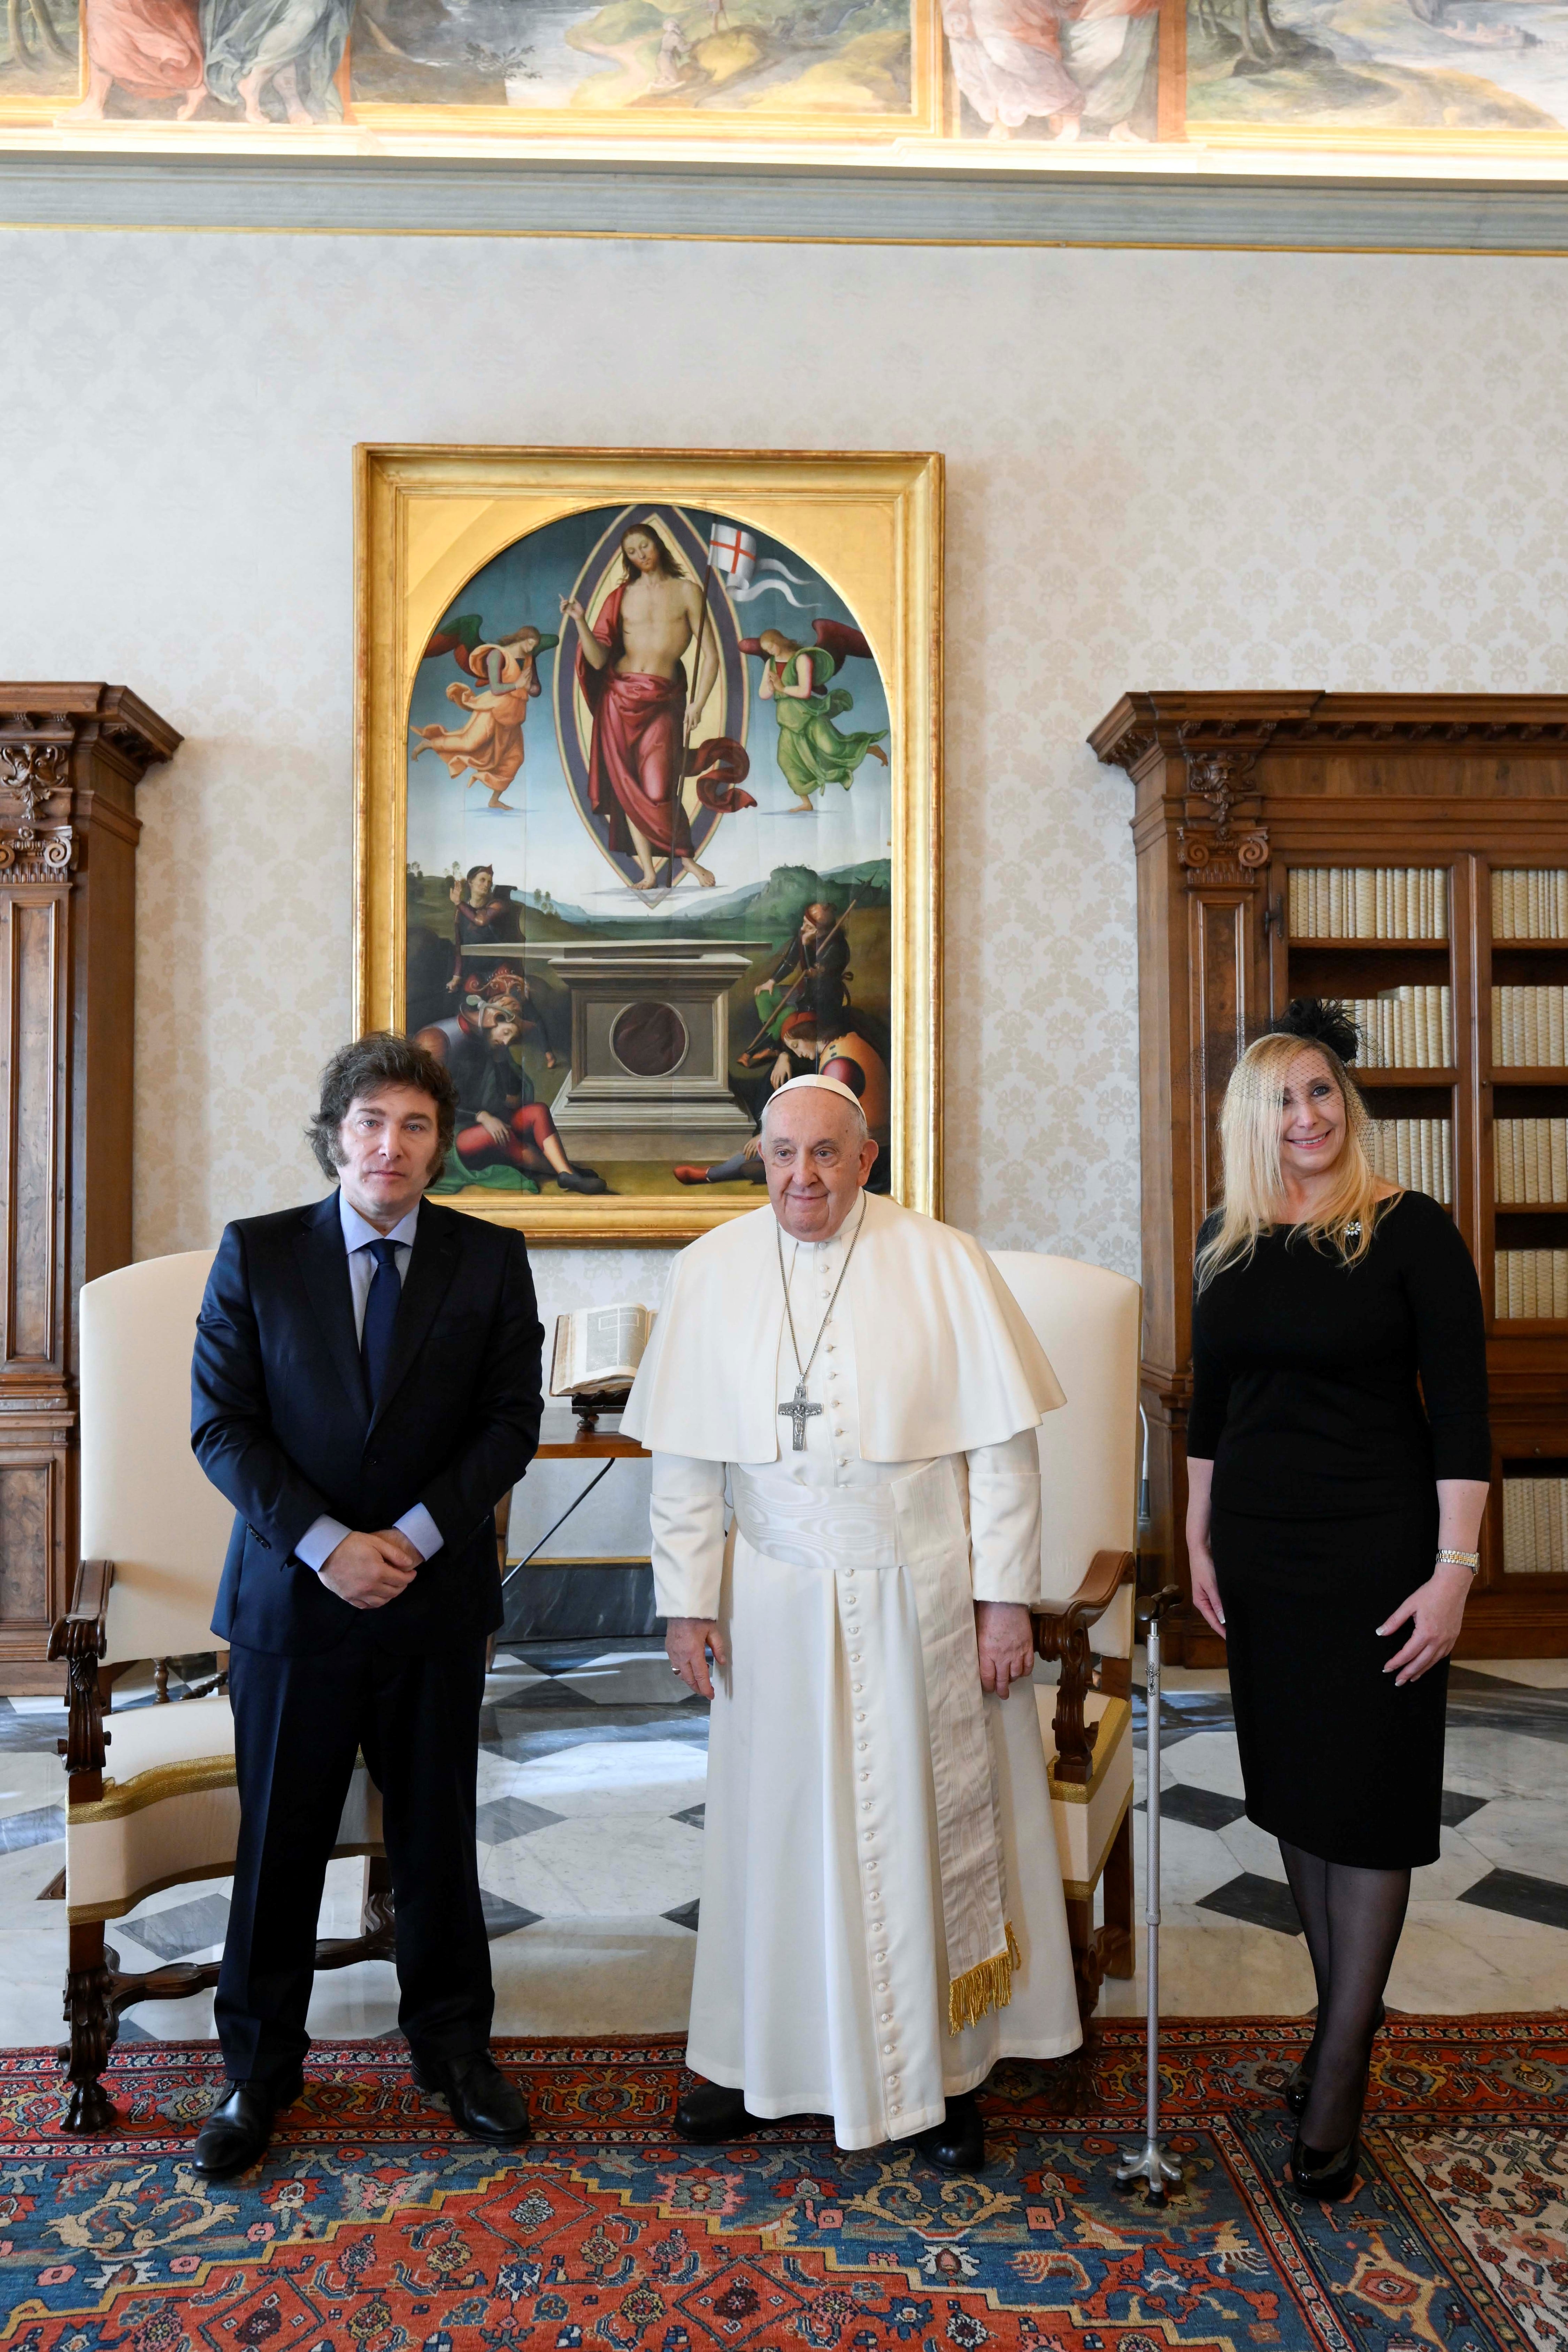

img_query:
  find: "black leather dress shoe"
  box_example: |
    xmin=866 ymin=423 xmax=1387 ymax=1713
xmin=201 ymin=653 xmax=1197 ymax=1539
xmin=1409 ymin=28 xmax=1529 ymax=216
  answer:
xmin=192 ymin=2071 xmax=303 ymax=2178
xmin=674 ymin=2083 xmax=762 ymax=2142
xmin=914 ymin=2090 xmax=985 ymax=2174
xmin=414 ymin=2050 xmax=531 ymax=2145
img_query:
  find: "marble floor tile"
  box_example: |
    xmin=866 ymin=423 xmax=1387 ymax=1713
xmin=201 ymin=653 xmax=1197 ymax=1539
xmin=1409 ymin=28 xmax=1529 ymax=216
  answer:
xmin=1458 ymin=1795 xmax=1568 ymax=1885
xmin=554 ymin=1653 xmax=702 ymax=1708
xmin=491 ymin=1918 xmax=698 ymax=2036
xmin=1406 ymin=1825 xmax=1496 ymax=1902
xmin=1160 ymin=1784 xmax=1248 ymax=1835
xmin=1196 ymin=1871 xmax=1305 ymax=1937
xmin=0 ymin=1752 xmax=66 ymax=1813
xmin=1098 ymin=1923 xmax=1318 ymax=2017
xmin=1440 ymin=1727 xmax=1568 ymax=1799
xmin=1459 ymin=1866 xmax=1568 ymax=1932
xmin=1216 ymin=1814 xmax=1292 ymax=1885
xmin=0 ymin=1836 xmax=64 ymax=1906
xmin=1139 ymin=1814 xmax=1253 ymax=1912
xmin=1459 ymin=1659 xmax=1568 ymax=1688
xmin=480 ymin=1812 xmax=705 ymax=1920
xmin=1161 ymin=1730 xmax=1249 ymax=1801
xmin=1389 ymin=1904 xmax=1568 ymax=2012
xmin=503 ymin=1737 xmax=708 ymax=1819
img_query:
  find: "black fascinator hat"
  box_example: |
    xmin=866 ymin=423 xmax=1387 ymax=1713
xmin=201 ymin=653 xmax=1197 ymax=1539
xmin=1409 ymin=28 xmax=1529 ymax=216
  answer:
xmin=1257 ymin=997 xmax=1360 ymax=1066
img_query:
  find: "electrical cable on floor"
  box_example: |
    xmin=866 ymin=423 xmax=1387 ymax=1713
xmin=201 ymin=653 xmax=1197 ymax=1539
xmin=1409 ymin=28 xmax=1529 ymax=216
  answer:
xmin=500 ymin=1458 xmax=620 ymax=1591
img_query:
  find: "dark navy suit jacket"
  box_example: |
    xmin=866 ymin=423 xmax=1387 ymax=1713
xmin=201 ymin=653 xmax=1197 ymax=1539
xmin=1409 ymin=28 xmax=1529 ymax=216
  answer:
xmin=192 ymin=1191 xmax=544 ymax=1657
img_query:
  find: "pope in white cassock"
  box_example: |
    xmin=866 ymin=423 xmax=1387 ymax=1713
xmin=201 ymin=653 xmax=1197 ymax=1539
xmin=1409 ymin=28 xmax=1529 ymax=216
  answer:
xmin=621 ymin=1072 xmax=1083 ymax=2172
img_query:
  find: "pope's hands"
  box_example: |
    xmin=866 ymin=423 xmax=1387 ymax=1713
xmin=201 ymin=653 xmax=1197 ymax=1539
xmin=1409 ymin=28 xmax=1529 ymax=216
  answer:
xmin=667 ymin=1616 xmax=728 ymax=1700
xmin=319 ymin=1528 xmax=421 ymax=1611
xmin=975 ymin=1600 xmax=1036 ymax=1700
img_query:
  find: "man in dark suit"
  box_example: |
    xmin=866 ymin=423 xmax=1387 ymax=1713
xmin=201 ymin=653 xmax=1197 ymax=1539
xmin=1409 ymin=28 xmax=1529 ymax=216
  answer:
xmin=190 ymin=1031 xmax=543 ymax=2177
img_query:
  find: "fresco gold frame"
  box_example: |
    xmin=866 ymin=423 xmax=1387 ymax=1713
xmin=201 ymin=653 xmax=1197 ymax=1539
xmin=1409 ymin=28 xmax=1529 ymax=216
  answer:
xmin=355 ymin=442 xmax=943 ymax=1244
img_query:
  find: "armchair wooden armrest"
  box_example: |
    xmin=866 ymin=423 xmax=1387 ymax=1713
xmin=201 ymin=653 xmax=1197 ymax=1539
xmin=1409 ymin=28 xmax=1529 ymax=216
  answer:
xmin=47 ymin=1560 xmax=116 ymax=1789
xmin=1032 ymin=1547 xmax=1136 ymax=1787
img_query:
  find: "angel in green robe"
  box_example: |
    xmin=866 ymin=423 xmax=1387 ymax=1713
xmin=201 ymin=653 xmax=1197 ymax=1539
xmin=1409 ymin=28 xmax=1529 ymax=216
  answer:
xmin=757 ymin=626 xmax=890 ymax=811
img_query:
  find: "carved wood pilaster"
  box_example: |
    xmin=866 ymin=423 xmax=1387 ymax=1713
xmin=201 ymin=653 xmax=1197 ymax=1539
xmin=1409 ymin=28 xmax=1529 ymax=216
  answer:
xmin=0 ymin=690 xmax=179 ymax=1669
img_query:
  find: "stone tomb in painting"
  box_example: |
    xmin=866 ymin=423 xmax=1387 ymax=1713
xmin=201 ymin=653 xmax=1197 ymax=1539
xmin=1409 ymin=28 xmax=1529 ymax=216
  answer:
xmin=521 ymin=936 xmax=757 ymax=1160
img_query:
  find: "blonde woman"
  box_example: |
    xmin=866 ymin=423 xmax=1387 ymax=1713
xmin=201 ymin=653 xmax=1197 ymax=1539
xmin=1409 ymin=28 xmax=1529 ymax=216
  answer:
xmin=1186 ymin=1000 xmax=1489 ymax=2204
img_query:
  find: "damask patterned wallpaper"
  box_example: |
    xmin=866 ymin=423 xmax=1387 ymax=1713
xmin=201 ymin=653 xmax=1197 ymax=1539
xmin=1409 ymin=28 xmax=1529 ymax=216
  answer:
xmin=3 ymin=231 xmax=1565 ymax=1329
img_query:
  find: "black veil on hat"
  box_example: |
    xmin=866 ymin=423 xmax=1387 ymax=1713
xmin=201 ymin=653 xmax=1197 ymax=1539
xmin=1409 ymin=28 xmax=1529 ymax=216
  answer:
xmin=1257 ymin=997 xmax=1361 ymax=1066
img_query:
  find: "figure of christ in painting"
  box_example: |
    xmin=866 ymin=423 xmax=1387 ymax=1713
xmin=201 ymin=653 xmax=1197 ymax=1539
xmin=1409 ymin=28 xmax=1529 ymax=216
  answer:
xmin=199 ymin=0 xmax=353 ymax=124
xmin=415 ymin=1002 xmax=607 ymax=1195
xmin=562 ymin=524 xmax=754 ymax=894
xmin=413 ymin=629 xmax=550 ymax=811
xmin=754 ymin=628 xmax=889 ymax=810
xmin=61 ymin=0 xmax=207 ymax=119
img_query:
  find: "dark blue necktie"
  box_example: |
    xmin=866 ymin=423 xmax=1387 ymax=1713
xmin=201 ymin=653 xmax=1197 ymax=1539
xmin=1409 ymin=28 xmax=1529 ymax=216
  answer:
xmin=359 ymin=1236 xmax=402 ymax=1408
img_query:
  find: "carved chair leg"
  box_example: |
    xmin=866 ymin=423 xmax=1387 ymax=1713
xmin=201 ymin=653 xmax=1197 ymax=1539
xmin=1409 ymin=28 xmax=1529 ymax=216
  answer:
xmin=314 ymin=1853 xmax=397 ymax=1972
xmin=362 ymin=1853 xmax=395 ymax=1951
xmin=1065 ymin=1891 xmax=1105 ymax=2023
xmin=1096 ymin=1806 xmax=1136 ymax=1982
xmin=61 ymin=1918 xmax=118 ymax=2133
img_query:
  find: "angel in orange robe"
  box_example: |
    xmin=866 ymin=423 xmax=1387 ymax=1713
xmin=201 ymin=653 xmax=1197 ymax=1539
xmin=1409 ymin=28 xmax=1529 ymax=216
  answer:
xmin=412 ymin=629 xmax=547 ymax=810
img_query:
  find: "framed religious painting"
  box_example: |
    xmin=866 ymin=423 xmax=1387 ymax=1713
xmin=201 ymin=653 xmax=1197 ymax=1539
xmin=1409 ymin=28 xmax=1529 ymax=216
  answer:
xmin=355 ymin=444 xmax=943 ymax=1242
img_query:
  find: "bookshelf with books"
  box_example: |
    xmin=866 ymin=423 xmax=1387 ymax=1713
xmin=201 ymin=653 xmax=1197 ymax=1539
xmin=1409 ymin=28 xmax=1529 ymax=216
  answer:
xmin=1093 ymin=690 xmax=1568 ymax=1664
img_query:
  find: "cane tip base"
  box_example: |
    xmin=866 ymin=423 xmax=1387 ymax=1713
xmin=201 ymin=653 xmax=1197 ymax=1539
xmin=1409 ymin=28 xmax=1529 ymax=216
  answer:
xmin=1114 ymin=2141 xmax=1184 ymax=2200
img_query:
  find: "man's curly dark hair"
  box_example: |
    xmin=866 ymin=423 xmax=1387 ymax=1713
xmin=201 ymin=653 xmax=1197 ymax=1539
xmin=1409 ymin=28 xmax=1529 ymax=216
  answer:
xmin=306 ymin=1032 xmax=458 ymax=1185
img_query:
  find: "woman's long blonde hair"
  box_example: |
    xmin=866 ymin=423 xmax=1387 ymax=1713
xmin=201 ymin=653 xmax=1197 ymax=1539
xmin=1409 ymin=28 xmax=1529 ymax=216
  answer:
xmin=1195 ymin=1026 xmax=1387 ymax=1290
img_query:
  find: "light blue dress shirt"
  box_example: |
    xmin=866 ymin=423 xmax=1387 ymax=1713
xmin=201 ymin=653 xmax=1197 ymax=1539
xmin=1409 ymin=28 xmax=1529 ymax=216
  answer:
xmin=292 ymin=1194 xmax=445 ymax=1575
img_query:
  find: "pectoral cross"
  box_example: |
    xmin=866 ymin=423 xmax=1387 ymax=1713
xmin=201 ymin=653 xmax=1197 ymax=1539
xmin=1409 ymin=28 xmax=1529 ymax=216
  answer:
xmin=779 ymin=1380 xmax=823 ymax=1452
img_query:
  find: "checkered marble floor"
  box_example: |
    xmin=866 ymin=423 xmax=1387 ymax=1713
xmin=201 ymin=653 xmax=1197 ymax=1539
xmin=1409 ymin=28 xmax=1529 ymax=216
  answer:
xmin=0 ymin=1645 xmax=1561 ymax=2048
xmin=1101 ymin=1656 xmax=1568 ymax=2020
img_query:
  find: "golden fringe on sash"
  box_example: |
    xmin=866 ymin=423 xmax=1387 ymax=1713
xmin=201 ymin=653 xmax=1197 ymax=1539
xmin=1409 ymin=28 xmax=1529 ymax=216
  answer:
xmin=947 ymin=1922 xmax=1023 ymax=2035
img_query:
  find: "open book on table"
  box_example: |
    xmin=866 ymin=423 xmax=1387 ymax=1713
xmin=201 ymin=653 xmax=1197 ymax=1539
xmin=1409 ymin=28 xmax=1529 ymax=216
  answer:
xmin=548 ymin=1303 xmax=655 ymax=1401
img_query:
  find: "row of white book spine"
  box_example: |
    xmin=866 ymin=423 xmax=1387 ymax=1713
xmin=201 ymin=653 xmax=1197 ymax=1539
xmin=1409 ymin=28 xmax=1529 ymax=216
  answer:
xmin=1502 ymin=1478 xmax=1568 ymax=1575
xmin=1494 ymin=1119 xmax=1568 ymax=1204
xmin=1491 ymin=987 xmax=1568 ymax=1066
xmin=1492 ymin=868 xmax=1568 ymax=940
xmin=1366 ymin=1118 xmax=1452 ymax=1204
xmin=1342 ymin=988 xmax=1452 ymax=1070
xmin=1495 ymin=1250 xmax=1568 ymax=1320
xmin=1289 ymin=867 xmax=1448 ymax=939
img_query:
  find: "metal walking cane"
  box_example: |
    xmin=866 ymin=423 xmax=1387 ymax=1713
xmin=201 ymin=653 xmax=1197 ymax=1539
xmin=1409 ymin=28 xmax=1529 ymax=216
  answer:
xmin=1115 ymin=1580 xmax=1185 ymax=2204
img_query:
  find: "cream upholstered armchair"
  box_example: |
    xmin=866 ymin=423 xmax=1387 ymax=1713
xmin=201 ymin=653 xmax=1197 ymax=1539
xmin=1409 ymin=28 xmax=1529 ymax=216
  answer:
xmin=49 ymin=1250 xmax=392 ymax=2133
xmin=988 ymin=1251 xmax=1141 ymax=2019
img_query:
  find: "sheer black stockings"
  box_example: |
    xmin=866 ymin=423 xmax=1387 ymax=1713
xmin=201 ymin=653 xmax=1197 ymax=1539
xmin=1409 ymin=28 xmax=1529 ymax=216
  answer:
xmin=1280 ymin=1838 xmax=1409 ymax=2153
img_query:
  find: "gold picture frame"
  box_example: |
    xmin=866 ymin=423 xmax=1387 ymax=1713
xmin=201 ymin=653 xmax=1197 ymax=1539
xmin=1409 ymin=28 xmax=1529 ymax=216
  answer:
xmin=355 ymin=443 xmax=943 ymax=1244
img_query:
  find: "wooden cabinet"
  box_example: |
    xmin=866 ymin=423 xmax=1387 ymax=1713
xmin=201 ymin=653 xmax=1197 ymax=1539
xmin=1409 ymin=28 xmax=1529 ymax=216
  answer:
xmin=1092 ymin=692 xmax=1568 ymax=1664
xmin=0 ymin=690 xmax=179 ymax=1678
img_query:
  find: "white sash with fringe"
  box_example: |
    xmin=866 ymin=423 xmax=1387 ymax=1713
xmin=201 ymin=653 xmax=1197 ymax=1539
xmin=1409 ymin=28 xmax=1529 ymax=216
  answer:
xmin=729 ymin=1460 xmax=1019 ymax=2034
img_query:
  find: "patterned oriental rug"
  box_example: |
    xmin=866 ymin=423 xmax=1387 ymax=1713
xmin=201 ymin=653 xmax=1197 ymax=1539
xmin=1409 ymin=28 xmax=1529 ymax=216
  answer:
xmin=0 ymin=2020 xmax=1563 ymax=2352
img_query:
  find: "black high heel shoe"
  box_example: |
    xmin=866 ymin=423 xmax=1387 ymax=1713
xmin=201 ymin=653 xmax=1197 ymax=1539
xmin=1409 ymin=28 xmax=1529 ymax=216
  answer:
xmin=1283 ymin=2001 xmax=1386 ymax=2116
xmin=1289 ymin=2130 xmax=1359 ymax=2202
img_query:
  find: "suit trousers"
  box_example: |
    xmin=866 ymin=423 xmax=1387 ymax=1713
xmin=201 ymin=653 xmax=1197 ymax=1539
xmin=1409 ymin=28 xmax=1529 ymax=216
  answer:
xmin=216 ymin=1621 xmax=494 ymax=2086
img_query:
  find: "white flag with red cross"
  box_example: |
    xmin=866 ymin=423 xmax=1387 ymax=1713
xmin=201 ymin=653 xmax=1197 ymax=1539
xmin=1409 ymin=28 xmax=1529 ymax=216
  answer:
xmin=708 ymin=521 xmax=814 ymax=607
xmin=709 ymin=521 xmax=756 ymax=588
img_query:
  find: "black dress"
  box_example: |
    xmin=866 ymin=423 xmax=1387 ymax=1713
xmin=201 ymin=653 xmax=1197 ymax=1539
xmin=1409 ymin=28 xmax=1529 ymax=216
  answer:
xmin=1188 ymin=1191 xmax=1490 ymax=1869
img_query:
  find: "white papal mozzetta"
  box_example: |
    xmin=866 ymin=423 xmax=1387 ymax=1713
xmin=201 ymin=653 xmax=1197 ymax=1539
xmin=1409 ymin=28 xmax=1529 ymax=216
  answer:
xmin=623 ymin=1077 xmax=1083 ymax=2158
